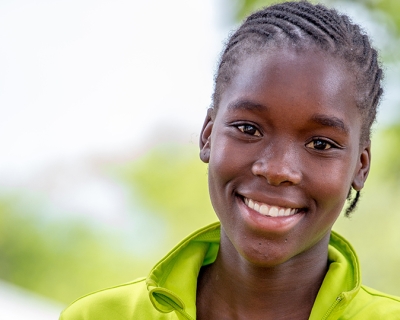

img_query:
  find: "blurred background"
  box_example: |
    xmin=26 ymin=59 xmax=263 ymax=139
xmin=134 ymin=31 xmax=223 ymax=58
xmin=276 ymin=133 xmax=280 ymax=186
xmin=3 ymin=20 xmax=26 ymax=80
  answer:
xmin=0 ymin=0 xmax=399 ymax=318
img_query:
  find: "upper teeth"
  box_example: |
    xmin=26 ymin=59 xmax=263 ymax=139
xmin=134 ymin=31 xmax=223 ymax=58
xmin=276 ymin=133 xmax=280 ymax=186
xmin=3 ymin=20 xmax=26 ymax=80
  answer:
xmin=244 ymin=198 xmax=297 ymax=217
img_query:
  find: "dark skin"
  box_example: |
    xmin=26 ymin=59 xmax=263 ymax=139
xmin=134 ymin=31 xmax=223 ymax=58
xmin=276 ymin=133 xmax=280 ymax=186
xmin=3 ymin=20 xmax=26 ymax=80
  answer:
xmin=197 ymin=48 xmax=371 ymax=319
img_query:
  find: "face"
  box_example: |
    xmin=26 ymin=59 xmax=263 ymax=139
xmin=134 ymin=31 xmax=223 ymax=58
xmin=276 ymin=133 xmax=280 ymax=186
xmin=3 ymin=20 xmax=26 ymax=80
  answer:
xmin=200 ymin=48 xmax=371 ymax=267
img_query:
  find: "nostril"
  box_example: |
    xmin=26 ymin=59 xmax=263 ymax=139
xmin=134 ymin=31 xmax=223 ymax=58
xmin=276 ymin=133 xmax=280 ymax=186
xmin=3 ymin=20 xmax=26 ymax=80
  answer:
xmin=251 ymin=158 xmax=302 ymax=186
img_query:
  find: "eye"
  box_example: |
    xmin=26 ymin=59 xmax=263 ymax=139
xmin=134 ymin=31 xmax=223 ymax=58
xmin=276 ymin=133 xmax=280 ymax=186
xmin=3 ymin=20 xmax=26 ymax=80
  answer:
xmin=237 ymin=124 xmax=261 ymax=137
xmin=306 ymin=139 xmax=333 ymax=150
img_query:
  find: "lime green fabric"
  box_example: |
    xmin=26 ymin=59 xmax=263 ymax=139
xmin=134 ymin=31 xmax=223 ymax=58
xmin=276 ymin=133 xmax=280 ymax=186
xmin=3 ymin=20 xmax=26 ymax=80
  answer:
xmin=60 ymin=222 xmax=400 ymax=319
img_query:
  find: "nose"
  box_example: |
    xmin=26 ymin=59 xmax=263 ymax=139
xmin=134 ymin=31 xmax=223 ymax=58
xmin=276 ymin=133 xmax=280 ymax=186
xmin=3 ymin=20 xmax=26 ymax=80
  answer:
xmin=251 ymin=142 xmax=302 ymax=186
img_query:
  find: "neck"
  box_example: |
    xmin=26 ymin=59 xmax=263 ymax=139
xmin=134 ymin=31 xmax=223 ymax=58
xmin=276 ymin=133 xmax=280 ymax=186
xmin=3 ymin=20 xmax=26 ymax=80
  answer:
xmin=196 ymin=232 xmax=330 ymax=320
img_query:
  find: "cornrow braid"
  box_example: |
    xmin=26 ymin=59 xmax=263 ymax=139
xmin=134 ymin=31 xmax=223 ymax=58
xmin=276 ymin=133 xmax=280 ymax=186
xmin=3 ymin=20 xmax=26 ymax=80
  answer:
xmin=212 ymin=1 xmax=383 ymax=215
xmin=345 ymin=190 xmax=361 ymax=217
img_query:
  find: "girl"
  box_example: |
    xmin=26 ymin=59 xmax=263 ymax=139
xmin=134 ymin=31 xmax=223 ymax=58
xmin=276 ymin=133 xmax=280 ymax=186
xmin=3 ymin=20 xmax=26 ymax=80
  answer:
xmin=60 ymin=1 xmax=400 ymax=319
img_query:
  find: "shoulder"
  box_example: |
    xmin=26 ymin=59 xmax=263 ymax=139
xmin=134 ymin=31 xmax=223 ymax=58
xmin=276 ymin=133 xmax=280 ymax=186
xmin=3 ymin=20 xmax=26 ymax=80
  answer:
xmin=59 ymin=278 xmax=172 ymax=320
xmin=344 ymin=285 xmax=400 ymax=319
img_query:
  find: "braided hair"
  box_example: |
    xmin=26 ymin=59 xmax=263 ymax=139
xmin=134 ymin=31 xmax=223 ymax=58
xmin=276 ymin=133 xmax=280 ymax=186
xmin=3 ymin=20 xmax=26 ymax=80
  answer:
xmin=212 ymin=1 xmax=383 ymax=215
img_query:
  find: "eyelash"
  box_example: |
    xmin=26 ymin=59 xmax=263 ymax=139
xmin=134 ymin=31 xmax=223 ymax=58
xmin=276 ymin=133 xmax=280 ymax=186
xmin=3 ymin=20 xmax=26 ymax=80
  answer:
xmin=305 ymin=138 xmax=338 ymax=150
xmin=235 ymin=124 xmax=261 ymax=137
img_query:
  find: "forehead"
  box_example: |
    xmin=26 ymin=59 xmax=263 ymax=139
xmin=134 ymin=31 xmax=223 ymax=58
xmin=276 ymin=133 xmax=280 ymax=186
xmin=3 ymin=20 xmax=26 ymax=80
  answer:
xmin=229 ymin=48 xmax=353 ymax=102
xmin=217 ymin=47 xmax=360 ymax=125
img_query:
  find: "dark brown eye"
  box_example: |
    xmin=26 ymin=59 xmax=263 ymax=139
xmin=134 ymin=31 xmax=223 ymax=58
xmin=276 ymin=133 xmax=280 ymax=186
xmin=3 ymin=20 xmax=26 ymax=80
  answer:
xmin=237 ymin=124 xmax=261 ymax=137
xmin=306 ymin=139 xmax=332 ymax=150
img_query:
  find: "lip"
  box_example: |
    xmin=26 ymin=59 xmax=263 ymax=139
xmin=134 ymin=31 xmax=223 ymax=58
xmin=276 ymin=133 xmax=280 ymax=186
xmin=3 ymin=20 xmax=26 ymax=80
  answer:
xmin=237 ymin=195 xmax=305 ymax=234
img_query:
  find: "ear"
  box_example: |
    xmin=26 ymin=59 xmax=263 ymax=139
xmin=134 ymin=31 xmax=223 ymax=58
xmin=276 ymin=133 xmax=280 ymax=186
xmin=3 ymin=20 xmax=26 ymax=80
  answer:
xmin=352 ymin=140 xmax=371 ymax=191
xmin=199 ymin=108 xmax=214 ymax=163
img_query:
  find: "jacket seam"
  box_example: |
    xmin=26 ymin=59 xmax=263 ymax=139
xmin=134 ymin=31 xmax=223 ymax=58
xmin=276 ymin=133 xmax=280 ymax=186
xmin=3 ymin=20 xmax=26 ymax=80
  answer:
xmin=360 ymin=286 xmax=400 ymax=302
xmin=63 ymin=277 xmax=146 ymax=308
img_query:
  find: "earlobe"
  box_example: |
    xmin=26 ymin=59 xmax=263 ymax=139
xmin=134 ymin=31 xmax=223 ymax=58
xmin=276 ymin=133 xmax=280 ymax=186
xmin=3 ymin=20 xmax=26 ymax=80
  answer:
xmin=352 ymin=141 xmax=371 ymax=191
xmin=199 ymin=108 xmax=214 ymax=164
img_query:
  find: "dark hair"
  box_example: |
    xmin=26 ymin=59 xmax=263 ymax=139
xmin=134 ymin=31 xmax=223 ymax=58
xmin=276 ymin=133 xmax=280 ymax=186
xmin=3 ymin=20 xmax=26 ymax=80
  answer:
xmin=212 ymin=0 xmax=383 ymax=215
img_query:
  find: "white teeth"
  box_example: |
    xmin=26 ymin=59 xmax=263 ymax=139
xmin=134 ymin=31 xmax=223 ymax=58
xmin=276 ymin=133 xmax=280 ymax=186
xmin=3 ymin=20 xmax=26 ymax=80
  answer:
xmin=248 ymin=199 xmax=254 ymax=208
xmin=260 ymin=204 xmax=269 ymax=215
xmin=270 ymin=207 xmax=278 ymax=217
xmin=244 ymin=197 xmax=298 ymax=217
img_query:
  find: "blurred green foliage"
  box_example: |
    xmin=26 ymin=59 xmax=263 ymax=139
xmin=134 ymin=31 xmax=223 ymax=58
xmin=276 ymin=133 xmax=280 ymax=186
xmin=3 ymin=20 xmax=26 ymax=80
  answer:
xmin=371 ymin=124 xmax=400 ymax=183
xmin=116 ymin=144 xmax=217 ymax=250
xmin=356 ymin=0 xmax=400 ymax=37
xmin=0 ymin=144 xmax=216 ymax=304
xmin=0 ymin=196 xmax=148 ymax=304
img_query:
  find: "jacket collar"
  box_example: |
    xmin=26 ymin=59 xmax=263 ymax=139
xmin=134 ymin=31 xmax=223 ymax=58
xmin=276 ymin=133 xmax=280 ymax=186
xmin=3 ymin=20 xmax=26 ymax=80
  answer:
xmin=309 ymin=231 xmax=361 ymax=319
xmin=146 ymin=223 xmax=361 ymax=319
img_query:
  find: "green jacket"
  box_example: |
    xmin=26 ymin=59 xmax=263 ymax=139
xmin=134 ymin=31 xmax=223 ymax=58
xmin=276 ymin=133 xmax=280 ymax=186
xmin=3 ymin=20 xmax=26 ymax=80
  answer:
xmin=60 ymin=222 xmax=400 ymax=319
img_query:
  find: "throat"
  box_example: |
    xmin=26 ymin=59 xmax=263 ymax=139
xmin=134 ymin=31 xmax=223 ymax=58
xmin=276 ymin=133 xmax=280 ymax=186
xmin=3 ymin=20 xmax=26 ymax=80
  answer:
xmin=196 ymin=246 xmax=329 ymax=320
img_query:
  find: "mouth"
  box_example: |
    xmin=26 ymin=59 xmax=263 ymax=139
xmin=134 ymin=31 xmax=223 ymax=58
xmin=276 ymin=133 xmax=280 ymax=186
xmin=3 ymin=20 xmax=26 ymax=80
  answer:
xmin=243 ymin=197 xmax=300 ymax=217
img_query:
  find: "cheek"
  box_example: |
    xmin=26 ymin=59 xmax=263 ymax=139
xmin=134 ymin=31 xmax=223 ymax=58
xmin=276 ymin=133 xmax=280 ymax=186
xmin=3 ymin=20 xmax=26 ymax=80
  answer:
xmin=310 ymin=159 xmax=355 ymax=212
xmin=207 ymin=137 xmax=252 ymax=213
xmin=207 ymin=140 xmax=229 ymax=209
xmin=209 ymin=133 xmax=251 ymax=183
xmin=208 ymin=144 xmax=236 ymax=200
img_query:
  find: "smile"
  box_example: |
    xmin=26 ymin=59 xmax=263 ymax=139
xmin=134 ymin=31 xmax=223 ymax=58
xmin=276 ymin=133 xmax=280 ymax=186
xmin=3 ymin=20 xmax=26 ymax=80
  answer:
xmin=244 ymin=198 xmax=299 ymax=217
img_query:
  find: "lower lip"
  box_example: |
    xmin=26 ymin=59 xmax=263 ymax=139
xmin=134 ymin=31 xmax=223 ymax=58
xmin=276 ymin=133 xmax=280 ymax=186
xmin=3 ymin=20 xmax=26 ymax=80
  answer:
xmin=237 ymin=197 xmax=305 ymax=234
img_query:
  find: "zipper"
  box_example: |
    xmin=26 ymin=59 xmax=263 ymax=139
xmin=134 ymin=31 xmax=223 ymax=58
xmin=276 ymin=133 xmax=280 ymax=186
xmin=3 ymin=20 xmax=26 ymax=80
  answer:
xmin=175 ymin=308 xmax=194 ymax=320
xmin=321 ymin=295 xmax=343 ymax=320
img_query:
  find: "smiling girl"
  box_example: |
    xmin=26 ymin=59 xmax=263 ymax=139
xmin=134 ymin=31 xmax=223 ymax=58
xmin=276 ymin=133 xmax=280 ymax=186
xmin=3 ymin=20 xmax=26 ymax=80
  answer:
xmin=60 ymin=1 xmax=400 ymax=319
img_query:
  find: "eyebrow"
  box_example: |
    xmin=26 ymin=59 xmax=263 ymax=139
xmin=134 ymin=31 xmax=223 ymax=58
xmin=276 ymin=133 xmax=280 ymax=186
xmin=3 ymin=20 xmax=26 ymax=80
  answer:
xmin=310 ymin=114 xmax=349 ymax=134
xmin=227 ymin=99 xmax=268 ymax=112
